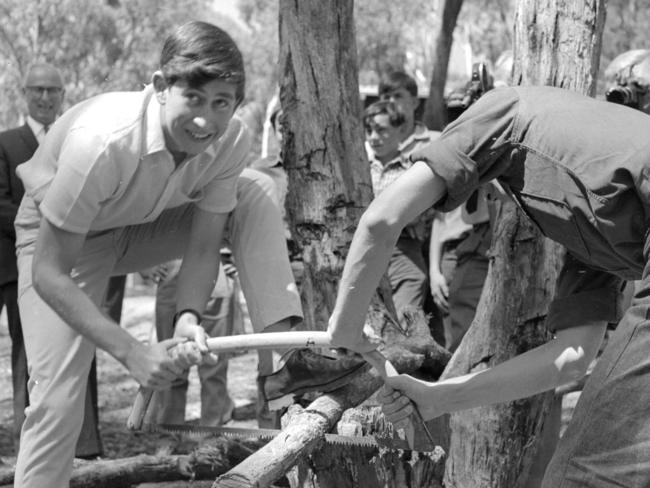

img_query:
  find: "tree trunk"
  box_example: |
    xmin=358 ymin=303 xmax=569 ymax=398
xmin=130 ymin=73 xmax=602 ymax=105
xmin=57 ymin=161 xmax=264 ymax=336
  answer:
xmin=511 ymin=0 xmax=606 ymax=96
xmin=278 ymin=0 xmax=372 ymax=333
xmin=440 ymin=202 xmax=563 ymax=488
xmin=441 ymin=1 xmax=607 ymax=487
xmin=422 ymin=0 xmax=465 ymax=131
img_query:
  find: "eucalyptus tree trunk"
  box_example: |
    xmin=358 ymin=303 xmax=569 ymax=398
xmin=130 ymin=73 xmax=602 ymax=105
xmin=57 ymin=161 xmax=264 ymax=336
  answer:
xmin=278 ymin=0 xmax=371 ymax=333
xmin=441 ymin=1 xmax=607 ymax=487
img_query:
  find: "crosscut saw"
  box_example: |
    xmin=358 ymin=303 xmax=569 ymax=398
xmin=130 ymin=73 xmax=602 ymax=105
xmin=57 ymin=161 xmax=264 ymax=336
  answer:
xmin=126 ymin=331 xmax=434 ymax=451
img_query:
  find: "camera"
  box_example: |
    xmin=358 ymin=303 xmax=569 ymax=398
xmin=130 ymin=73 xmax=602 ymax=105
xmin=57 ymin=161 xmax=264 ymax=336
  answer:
xmin=605 ymin=83 xmax=646 ymax=109
xmin=445 ymin=62 xmax=494 ymax=122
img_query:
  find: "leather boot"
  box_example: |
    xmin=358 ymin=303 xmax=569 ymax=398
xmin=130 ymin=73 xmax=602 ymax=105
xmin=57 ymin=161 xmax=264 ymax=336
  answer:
xmin=258 ymin=348 xmax=368 ymax=406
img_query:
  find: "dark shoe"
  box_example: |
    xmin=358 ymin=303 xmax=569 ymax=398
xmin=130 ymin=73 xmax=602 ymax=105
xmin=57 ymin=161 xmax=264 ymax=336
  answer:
xmin=258 ymin=348 xmax=368 ymax=405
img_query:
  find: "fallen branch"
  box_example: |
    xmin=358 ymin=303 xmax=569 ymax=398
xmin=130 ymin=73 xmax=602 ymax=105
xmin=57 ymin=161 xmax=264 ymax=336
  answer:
xmin=0 ymin=438 xmax=265 ymax=488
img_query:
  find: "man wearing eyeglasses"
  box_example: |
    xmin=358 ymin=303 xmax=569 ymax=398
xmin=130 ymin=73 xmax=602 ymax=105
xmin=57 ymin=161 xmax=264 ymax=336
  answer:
xmin=0 ymin=62 xmax=102 ymax=459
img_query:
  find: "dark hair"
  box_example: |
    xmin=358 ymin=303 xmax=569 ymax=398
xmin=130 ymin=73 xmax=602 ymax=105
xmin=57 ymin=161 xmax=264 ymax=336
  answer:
xmin=363 ymin=100 xmax=406 ymax=130
xmin=159 ymin=21 xmax=245 ymax=103
xmin=378 ymin=71 xmax=418 ymax=98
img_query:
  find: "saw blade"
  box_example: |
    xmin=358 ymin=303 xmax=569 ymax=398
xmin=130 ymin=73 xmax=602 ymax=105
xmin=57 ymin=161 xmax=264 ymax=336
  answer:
xmin=147 ymin=423 xmax=411 ymax=450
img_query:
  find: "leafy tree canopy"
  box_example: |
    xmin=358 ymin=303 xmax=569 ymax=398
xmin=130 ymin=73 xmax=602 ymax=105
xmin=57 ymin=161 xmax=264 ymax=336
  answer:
xmin=2 ymin=0 xmax=649 ymax=130
xmin=0 ymin=0 xmax=212 ymax=128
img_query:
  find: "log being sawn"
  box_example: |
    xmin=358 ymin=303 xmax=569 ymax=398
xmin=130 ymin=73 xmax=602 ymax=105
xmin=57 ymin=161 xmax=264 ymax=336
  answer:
xmin=213 ymin=334 xmax=450 ymax=488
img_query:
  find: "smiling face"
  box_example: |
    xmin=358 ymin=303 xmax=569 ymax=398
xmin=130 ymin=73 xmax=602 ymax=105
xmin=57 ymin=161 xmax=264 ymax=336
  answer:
xmin=153 ymin=73 xmax=238 ymax=163
xmin=23 ymin=64 xmax=64 ymax=126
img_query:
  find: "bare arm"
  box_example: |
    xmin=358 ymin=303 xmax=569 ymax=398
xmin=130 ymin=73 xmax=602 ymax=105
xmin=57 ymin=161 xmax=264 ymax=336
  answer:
xmin=327 ymin=161 xmax=446 ymax=352
xmin=428 ymin=213 xmax=449 ymax=311
xmin=381 ymin=322 xmax=606 ymax=421
xmin=32 ymin=219 xmax=185 ymax=388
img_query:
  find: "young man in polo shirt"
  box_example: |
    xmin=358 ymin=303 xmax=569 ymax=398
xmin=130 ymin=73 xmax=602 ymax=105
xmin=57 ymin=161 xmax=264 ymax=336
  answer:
xmin=328 ymin=85 xmax=650 ymax=487
xmin=13 ymin=21 xmax=302 ymax=487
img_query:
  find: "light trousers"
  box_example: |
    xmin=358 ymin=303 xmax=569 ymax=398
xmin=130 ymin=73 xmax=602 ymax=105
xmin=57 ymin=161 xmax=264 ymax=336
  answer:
xmin=14 ymin=168 xmax=302 ymax=488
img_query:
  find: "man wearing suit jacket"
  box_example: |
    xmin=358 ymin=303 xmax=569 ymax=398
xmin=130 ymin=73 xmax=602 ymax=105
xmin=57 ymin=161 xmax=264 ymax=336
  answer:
xmin=0 ymin=62 xmax=103 ymax=457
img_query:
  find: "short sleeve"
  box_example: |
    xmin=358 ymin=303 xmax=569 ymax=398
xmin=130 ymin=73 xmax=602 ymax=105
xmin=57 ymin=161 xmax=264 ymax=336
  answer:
xmin=547 ymin=253 xmax=624 ymax=332
xmin=195 ymin=119 xmax=251 ymax=214
xmin=39 ymin=128 xmax=119 ymax=234
xmin=410 ymin=87 xmax=520 ymax=212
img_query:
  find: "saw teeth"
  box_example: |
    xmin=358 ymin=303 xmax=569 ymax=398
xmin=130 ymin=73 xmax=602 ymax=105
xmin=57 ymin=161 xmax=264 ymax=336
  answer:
xmin=220 ymin=431 xmax=275 ymax=440
xmin=325 ymin=439 xmax=376 ymax=448
xmin=132 ymin=422 xmax=413 ymax=451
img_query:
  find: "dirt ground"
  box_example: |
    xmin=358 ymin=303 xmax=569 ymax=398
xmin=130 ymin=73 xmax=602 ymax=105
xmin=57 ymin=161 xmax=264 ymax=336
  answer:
xmin=0 ymin=282 xmax=259 ymax=477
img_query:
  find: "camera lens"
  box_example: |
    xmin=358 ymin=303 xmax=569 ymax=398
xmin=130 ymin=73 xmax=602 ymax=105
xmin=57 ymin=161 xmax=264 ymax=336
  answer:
xmin=605 ymin=86 xmax=638 ymax=107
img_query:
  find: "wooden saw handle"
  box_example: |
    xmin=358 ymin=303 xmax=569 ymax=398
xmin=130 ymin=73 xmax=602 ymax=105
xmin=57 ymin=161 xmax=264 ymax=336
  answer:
xmin=127 ymin=331 xmax=331 ymax=430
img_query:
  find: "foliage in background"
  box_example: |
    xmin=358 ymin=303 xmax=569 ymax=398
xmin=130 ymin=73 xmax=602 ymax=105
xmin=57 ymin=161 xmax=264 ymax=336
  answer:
xmin=355 ymin=0 xmax=435 ymax=86
xmin=2 ymin=0 xmax=650 ymax=132
xmin=0 ymin=0 xmax=218 ymax=128
xmin=459 ymin=0 xmax=514 ymax=69
xmin=224 ymin=0 xmax=280 ymax=153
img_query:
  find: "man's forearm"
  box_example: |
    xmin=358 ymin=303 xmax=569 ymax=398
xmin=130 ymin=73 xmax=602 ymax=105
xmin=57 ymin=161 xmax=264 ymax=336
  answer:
xmin=429 ymin=323 xmax=606 ymax=415
xmin=329 ymin=217 xmax=399 ymax=344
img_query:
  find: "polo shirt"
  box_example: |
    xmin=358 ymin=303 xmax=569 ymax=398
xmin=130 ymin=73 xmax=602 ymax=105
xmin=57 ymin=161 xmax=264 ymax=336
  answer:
xmin=411 ymin=85 xmax=650 ymax=330
xmin=15 ymin=85 xmax=250 ymax=246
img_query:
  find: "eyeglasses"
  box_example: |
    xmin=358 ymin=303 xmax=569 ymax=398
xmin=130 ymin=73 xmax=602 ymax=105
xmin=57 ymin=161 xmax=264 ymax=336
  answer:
xmin=25 ymin=86 xmax=63 ymax=97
